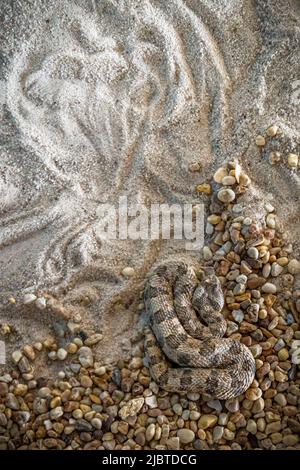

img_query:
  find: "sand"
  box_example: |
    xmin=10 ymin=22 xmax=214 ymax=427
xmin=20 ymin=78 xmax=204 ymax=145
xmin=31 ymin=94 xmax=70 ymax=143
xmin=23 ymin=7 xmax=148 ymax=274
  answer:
xmin=0 ymin=0 xmax=299 ymax=366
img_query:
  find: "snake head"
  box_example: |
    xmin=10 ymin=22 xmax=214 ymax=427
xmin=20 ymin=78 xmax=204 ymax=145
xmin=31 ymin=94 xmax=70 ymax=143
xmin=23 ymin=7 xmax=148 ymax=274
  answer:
xmin=194 ymin=272 xmax=224 ymax=313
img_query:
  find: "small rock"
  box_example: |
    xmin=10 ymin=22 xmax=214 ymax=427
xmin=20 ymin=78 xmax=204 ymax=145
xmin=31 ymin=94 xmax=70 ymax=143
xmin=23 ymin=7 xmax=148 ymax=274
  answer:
xmin=203 ymin=246 xmax=213 ymax=261
xmin=232 ymin=310 xmax=244 ymax=323
xmin=217 ymin=188 xmax=236 ymax=204
xmin=177 ymin=429 xmax=195 ymax=444
xmin=119 ymin=398 xmax=144 ymax=419
xmin=145 ymin=395 xmax=158 ymax=409
xmin=288 ymin=259 xmax=300 ymax=275
xmin=261 ymin=283 xmax=277 ymax=294
xmin=225 ymin=398 xmax=239 ymax=413
xmin=57 ymin=348 xmax=68 ymax=360
xmin=266 ymin=125 xmax=278 ymax=137
xmin=198 ymin=414 xmax=218 ymax=429
xmin=121 ymin=267 xmax=135 ymax=277
xmin=213 ymin=167 xmax=227 ymax=183
xmin=247 ymin=247 xmax=259 ymax=259
xmin=50 ymin=406 xmax=64 ymax=420
xmin=246 ymin=419 xmax=257 ymax=434
xmin=222 ymin=175 xmax=236 ymax=186
xmin=213 ymin=426 xmax=224 ymax=441
xmin=11 ymin=350 xmax=23 ymax=364
xmin=291 ymin=348 xmax=300 ymax=365
xmin=255 ymin=135 xmax=265 ymax=146
xmin=196 ymin=183 xmax=211 ymax=194
xmin=84 ymin=334 xmax=103 ymax=346
xmin=287 ymin=153 xmax=298 ymax=168
xmin=35 ymin=297 xmax=47 ymax=310
xmin=207 ymin=400 xmax=222 ymax=412
xmin=23 ymin=293 xmax=37 ymax=305
xmin=145 ymin=423 xmax=156 ymax=442
xmin=91 ymin=418 xmax=102 ymax=430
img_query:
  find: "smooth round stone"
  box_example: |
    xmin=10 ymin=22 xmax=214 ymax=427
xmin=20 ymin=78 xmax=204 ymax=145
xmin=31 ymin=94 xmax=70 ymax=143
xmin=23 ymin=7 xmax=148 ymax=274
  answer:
xmin=173 ymin=403 xmax=183 ymax=415
xmin=262 ymin=263 xmax=271 ymax=278
xmin=145 ymin=395 xmax=158 ymax=409
xmin=232 ymin=310 xmax=244 ymax=323
xmin=91 ymin=418 xmax=102 ymax=430
xmin=23 ymin=293 xmax=37 ymax=305
xmin=218 ymin=413 xmax=229 ymax=426
xmin=207 ymin=400 xmax=222 ymax=412
xmin=187 ymin=392 xmax=200 ymax=401
xmin=225 ymin=398 xmax=239 ymax=413
xmin=80 ymin=375 xmax=93 ymax=388
xmin=121 ymin=267 xmax=135 ymax=277
xmin=222 ymin=175 xmax=236 ymax=186
xmin=12 ymin=350 xmax=23 ymax=364
xmin=232 ymin=203 xmax=243 ymax=214
xmin=291 ymin=348 xmax=300 ymax=365
xmin=271 ymin=263 xmax=283 ymax=277
xmin=278 ymin=348 xmax=289 ymax=361
xmin=190 ymin=411 xmax=201 ymax=421
xmin=274 ymin=393 xmax=287 ymax=406
xmin=245 ymin=388 xmax=262 ymax=401
xmin=177 ymin=429 xmax=195 ymax=444
xmin=266 ymin=125 xmax=278 ymax=137
xmin=247 ymin=247 xmax=259 ymax=259
xmin=198 ymin=414 xmax=218 ymax=429
xmin=288 ymin=259 xmax=300 ymax=275
xmin=35 ymin=297 xmax=47 ymax=310
xmin=246 ymin=419 xmax=257 ymax=434
xmin=50 ymin=406 xmax=64 ymax=420
xmin=57 ymin=348 xmax=67 ymax=361
xmin=213 ymin=167 xmax=227 ymax=183
xmin=203 ymin=246 xmax=213 ymax=261
xmin=145 ymin=423 xmax=156 ymax=442
xmin=255 ymin=135 xmax=265 ymax=146
xmin=233 ymin=283 xmax=246 ymax=295
xmin=207 ymin=214 xmax=221 ymax=225
xmin=213 ymin=426 xmax=224 ymax=441
xmin=252 ymin=397 xmax=265 ymax=413
xmin=236 ymin=274 xmax=247 ymax=284
xmin=261 ymin=283 xmax=277 ymax=294
xmin=266 ymin=214 xmax=276 ymax=229
xmin=287 ymin=153 xmax=298 ymax=168
xmin=217 ymin=188 xmax=236 ymax=204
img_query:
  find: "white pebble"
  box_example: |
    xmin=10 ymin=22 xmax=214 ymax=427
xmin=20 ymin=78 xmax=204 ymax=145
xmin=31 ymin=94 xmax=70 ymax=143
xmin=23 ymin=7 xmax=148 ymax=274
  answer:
xmin=291 ymin=348 xmax=300 ymax=365
xmin=288 ymin=259 xmax=300 ymax=275
xmin=57 ymin=348 xmax=68 ymax=361
xmin=23 ymin=294 xmax=37 ymax=305
xmin=232 ymin=310 xmax=244 ymax=323
xmin=247 ymin=247 xmax=259 ymax=259
xmin=213 ymin=167 xmax=227 ymax=183
xmin=261 ymin=283 xmax=277 ymax=294
xmin=12 ymin=350 xmax=23 ymax=364
xmin=222 ymin=175 xmax=236 ymax=186
xmin=266 ymin=125 xmax=278 ymax=137
xmin=266 ymin=214 xmax=276 ymax=229
xmin=217 ymin=188 xmax=236 ymax=204
xmin=35 ymin=297 xmax=47 ymax=310
xmin=121 ymin=267 xmax=135 ymax=277
xmin=203 ymin=246 xmax=213 ymax=261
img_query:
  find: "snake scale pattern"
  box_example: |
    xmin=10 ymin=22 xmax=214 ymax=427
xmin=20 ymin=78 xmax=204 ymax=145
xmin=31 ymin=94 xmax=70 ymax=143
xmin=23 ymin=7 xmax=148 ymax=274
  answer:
xmin=144 ymin=261 xmax=256 ymax=399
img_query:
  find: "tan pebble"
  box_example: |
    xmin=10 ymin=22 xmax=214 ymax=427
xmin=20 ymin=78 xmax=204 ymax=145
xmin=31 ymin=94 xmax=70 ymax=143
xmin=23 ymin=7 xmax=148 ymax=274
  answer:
xmin=122 ymin=267 xmax=135 ymax=277
xmin=262 ymin=282 xmax=277 ymax=294
xmin=196 ymin=183 xmax=211 ymax=194
xmin=80 ymin=375 xmax=93 ymax=388
xmin=177 ymin=429 xmax=195 ymax=444
xmin=203 ymin=246 xmax=213 ymax=261
xmin=50 ymin=397 xmax=61 ymax=409
xmin=255 ymin=135 xmax=266 ymax=146
xmin=278 ymin=348 xmax=289 ymax=361
xmin=266 ymin=213 xmax=276 ymax=229
xmin=239 ymin=173 xmax=251 ymax=186
xmin=198 ymin=414 xmax=218 ymax=429
xmin=288 ymin=259 xmax=300 ymax=275
xmin=207 ymin=214 xmax=221 ymax=225
xmin=266 ymin=125 xmax=278 ymax=137
xmin=217 ymin=188 xmax=236 ymax=203
xmin=282 ymin=435 xmax=299 ymax=446
xmin=274 ymin=371 xmax=288 ymax=382
xmin=245 ymin=388 xmax=262 ymax=401
xmin=67 ymin=343 xmax=78 ymax=354
xmin=213 ymin=167 xmax=228 ymax=183
xmin=222 ymin=175 xmax=236 ymax=186
xmin=189 ymin=162 xmax=201 ymax=172
xmin=268 ymin=151 xmax=281 ymax=165
xmin=287 ymin=153 xmax=298 ymax=168
xmin=12 ymin=350 xmax=23 ymax=364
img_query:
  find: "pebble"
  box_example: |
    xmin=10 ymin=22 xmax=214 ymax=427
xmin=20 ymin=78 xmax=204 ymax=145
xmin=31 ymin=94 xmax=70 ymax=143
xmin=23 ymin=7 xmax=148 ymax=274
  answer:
xmin=271 ymin=263 xmax=283 ymax=277
xmin=145 ymin=395 xmax=157 ymax=408
xmin=222 ymin=175 xmax=236 ymax=186
xmin=203 ymin=246 xmax=213 ymax=261
xmin=213 ymin=167 xmax=227 ymax=183
xmin=121 ymin=267 xmax=135 ymax=277
xmin=261 ymin=283 xmax=277 ymax=294
xmin=287 ymin=259 xmax=300 ymax=275
xmin=225 ymin=398 xmax=239 ymax=413
xmin=246 ymin=419 xmax=257 ymax=434
xmin=266 ymin=214 xmax=276 ymax=229
xmin=291 ymin=348 xmax=300 ymax=365
xmin=198 ymin=415 xmax=218 ymax=429
xmin=119 ymin=398 xmax=144 ymax=419
xmin=255 ymin=135 xmax=265 ymax=146
xmin=269 ymin=151 xmax=281 ymax=165
xmin=23 ymin=293 xmax=37 ymax=305
xmin=177 ymin=429 xmax=195 ymax=444
xmin=78 ymin=347 xmax=93 ymax=368
xmin=196 ymin=183 xmax=211 ymax=194
xmin=11 ymin=350 xmax=23 ymax=364
xmin=145 ymin=423 xmax=156 ymax=441
xmin=35 ymin=297 xmax=47 ymax=310
xmin=84 ymin=334 xmax=103 ymax=346
xmin=213 ymin=426 xmax=224 ymax=441
xmin=266 ymin=125 xmax=278 ymax=137
xmin=207 ymin=400 xmax=222 ymax=412
xmin=287 ymin=153 xmax=298 ymax=168
xmin=217 ymin=188 xmax=236 ymax=204
xmin=245 ymin=388 xmax=262 ymax=401
xmin=57 ymin=348 xmax=68 ymax=360
xmin=247 ymin=247 xmax=259 ymax=259
xmin=232 ymin=310 xmax=244 ymax=323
